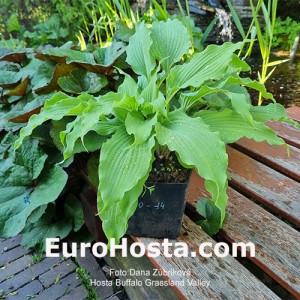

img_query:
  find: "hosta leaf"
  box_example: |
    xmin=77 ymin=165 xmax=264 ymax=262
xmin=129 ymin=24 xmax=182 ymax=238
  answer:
xmin=21 ymin=204 xmax=72 ymax=251
xmin=93 ymin=41 xmax=126 ymax=66
xmin=150 ymin=19 xmax=190 ymax=72
xmin=196 ymin=109 xmax=286 ymax=145
xmin=166 ymin=42 xmax=242 ymax=99
xmin=98 ymin=126 xmax=155 ymax=242
xmin=81 ymin=92 xmax=122 ymax=137
xmin=126 ymin=22 xmax=155 ymax=80
xmin=196 ymin=198 xmax=222 ymax=235
xmin=250 ymin=103 xmax=300 ymax=129
xmin=155 ymin=110 xmax=228 ymax=222
xmin=58 ymin=68 xmax=108 ymax=94
xmin=60 ymin=116 xmax=105 ymax=160
xmin=0 ymin=140 xmax=68 ymax=237
xmin=98 ymin=174 xmax=147 ymax=246
xmin=218 ymin=75 xmax=274 ymax=101
xmin=112 ymin=94 xmax=139 ymax=121
xmin=117 ymin=73 xmax=139 ymax=97
xmin=15 ymin=93 xmax=92 ymax=149
xmin=125 ymin=112 xmax=157 ymax=145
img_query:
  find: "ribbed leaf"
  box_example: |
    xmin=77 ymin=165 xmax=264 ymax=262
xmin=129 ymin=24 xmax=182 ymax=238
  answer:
xmin=166 ymin=42 xmax=242 ymax=99
xmin=14 ymin=93 xmax=92 ymax=149
xmin=98 ymin=127 xmax=155 ymax=241
xmin=150 ymin=19 xmax=190 ymax=72
xmin=126 ymin=22 xmax=155 ymax=80
xmin=155 ymin=110 xmax=228 ymax=222
xmin=125 ymin=112 xmax=157 ymax=145
xmin=251 ymin=103 xmax=300 ymax=129
xmin=98 ymin=174 xmax=147 ymax=245
xmin=196 ymin=109 xmax=286 ymax=145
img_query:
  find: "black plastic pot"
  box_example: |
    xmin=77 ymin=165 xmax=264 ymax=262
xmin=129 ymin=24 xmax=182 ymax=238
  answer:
xmin=80 ymin=169 xmax=190 ymax=241
xmin=127 ymin=182 xmax=188 ymax=239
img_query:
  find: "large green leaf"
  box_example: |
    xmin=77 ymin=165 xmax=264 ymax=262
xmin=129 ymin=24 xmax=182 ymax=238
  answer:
xmin=0 ymin=139 xmax=68 ymax=237
xmin=250 ymin=103 xmax=300 ymax=129
xmin=166 ymin=42 xmax=242 ymax=100
xmin=98 ymin=126 xmax=155 ymax=241
xmin=21 ymin=204 xmax=72 ymax=251
xmin=155 ymin=110 xmax=228 ymax=222
xmin=93 ymin=41 xmax=126 ymax=66
xmin=126 ymin=22 xmax=155 ymax=80
xmin=14 ymin=93 xmax=92 ymax=149
xmin=58 ymin=68 xmax=108 ymax=94
xmin=150 ymin=19 xmax=190 ymax=72
xmin=196 ymin=109 xmax=286 ymax=145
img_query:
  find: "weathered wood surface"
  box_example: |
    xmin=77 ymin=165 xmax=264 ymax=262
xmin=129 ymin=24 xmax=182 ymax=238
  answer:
xmin=234 ymin=139 xmax=300 ymax=181
xmin=105 ymin=238 xmax=180 ymax=300
xmin=286 ymin=106 xmax=300 ymax=123
xmin=267 ymin=120 xmax=300 ymax=149
xmin=227 ymin=146 xmax=300 ymax=227
xmin=133 ymin=215 xmax=280 ymax=300
xmin=186 ymin=170 xmax=300 ymax=298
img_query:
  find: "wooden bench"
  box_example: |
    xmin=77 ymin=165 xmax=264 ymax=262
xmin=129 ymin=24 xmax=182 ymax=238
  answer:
xmin=82 ymin=106 xmax=300 ymax=300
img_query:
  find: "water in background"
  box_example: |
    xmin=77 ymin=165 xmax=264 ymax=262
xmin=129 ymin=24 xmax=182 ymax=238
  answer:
xmin=246 ymin=56 xmax=300 ymax=108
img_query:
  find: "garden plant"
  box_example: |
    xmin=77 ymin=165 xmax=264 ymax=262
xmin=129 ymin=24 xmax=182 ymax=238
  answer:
xmin=0 ymin=17 xmax=295 ymax=247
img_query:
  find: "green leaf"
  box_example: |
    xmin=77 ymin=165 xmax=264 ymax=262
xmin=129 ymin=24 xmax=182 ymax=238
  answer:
xmin=0 ymin=70 xmax=21 ymax=87
xmin=14 ymin=93 xmax=92 ymax=149
xmin=155 ymin=110 xmax=228 ymax=222
xmin=196 ymin=109 xmax=286 ymax=145
xmin=196 ymin=198 xmax=222 ymax=236
xmin=21 ymin=204 xmax=72 ymax=251
xmin=166 ymin=42 xmax=242 ymax=99
xmin=14 ymin=139 xmax=47 ymax=180
xmin=112 ymin=94 xmax=139 ymax=121
xmin=126 ymin=22 xmax=155 ymax=80
xmin=60 ymin=116 xmax=105 ymax=160
xmin=93 ymin=41 xmax=126 ymax=66
xmin=65 ymin=194 xmax=84 ymax=232
xmin=31 ymin=60 xmax=56 ymax=91
xmin=58 ymin=68 xmax=108 ymax=94
xmin=250 ymin=103 xmax=300 ymax=129
xmin=98 ymin=126 xmax=155 ymax=242
xmin=150 ymin=19 xmax=190 ymax=72
xmin=125 ymin=112 xmax=157 ymax=145
xmin=0 ymin=140 xmax=68 ymax=237
xmin=87 ymin=155 xmax=99 ymax=188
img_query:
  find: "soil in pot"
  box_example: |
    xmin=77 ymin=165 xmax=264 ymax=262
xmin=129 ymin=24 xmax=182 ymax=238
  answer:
xmin=127 ymin=152 xmax=191 ymax=239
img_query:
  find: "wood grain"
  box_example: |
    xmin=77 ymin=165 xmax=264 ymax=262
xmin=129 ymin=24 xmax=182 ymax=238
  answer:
xmin=186 ymin=171 xmax=300 ymax=298
xmin=227 ymin=146 xmax=300 ymax=227
xmin=233 ymin=138 xmax=300 ymax=181
xmin=133 ymin=216 xmax=280 ymax=300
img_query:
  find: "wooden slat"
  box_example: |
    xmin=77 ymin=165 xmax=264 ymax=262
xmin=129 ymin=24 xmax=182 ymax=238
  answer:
xmin=186 ymin=171 xmax=300 ymax=298
xmin=133 ymin=216 xmax=279 ymax=300
xmin=286 ymin=106 xmax=300 ymax=123
xmin=227 ymin=146 xmax=300 ymax=227
xmin=234 ymin=138 xmax=300 ymax=181
xmin=267 ymin=120 xmax=300 ymax=149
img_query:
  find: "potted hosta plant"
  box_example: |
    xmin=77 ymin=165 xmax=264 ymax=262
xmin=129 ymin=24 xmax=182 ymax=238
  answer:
xmin=15 ymin=18 xmax=294 ymax=243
